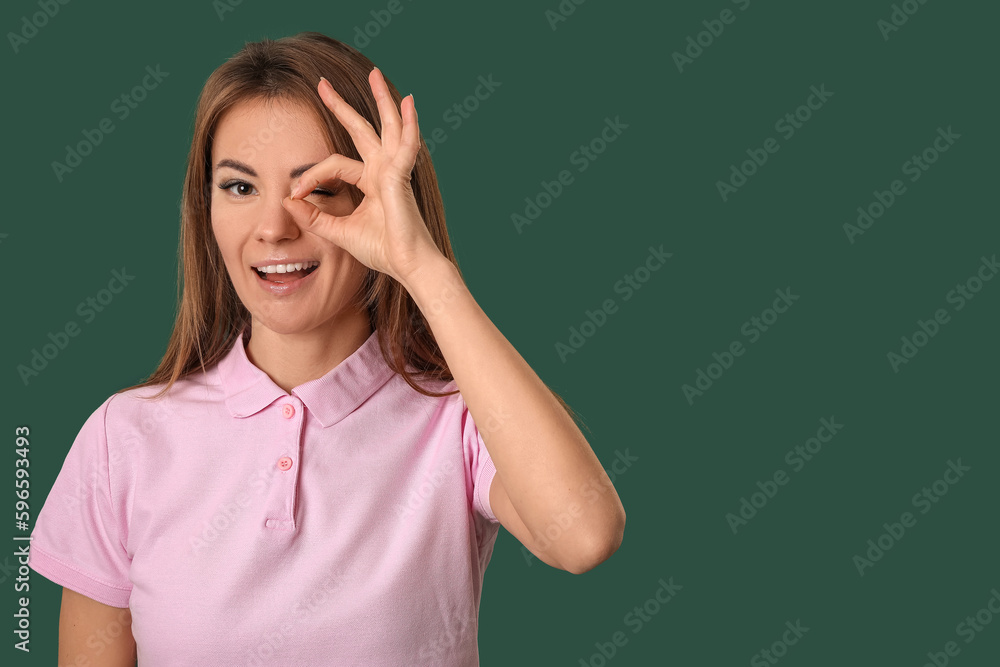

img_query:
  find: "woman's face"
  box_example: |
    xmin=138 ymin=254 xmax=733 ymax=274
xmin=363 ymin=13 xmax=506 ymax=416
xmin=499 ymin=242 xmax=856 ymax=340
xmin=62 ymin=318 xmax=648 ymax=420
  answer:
xmin=210 ymin=96 xmax=366 ymax=337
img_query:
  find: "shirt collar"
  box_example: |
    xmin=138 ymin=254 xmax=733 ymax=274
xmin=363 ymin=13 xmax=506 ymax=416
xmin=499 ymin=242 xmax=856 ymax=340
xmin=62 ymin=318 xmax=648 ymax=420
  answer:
xmin=215 ymin=328 xmax=396 ymax=428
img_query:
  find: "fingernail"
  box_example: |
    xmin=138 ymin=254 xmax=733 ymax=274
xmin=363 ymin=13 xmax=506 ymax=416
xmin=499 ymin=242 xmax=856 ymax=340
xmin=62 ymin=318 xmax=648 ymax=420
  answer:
xmin=320 ymin=76 xmax=342 ymax=99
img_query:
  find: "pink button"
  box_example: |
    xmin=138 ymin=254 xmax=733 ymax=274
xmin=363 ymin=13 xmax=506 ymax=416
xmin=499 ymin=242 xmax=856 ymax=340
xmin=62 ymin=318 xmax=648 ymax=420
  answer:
xmin=277 ymin=456 xmax=293 ymax=471
xmin=281 ymin=404 xmax=295 ymax=419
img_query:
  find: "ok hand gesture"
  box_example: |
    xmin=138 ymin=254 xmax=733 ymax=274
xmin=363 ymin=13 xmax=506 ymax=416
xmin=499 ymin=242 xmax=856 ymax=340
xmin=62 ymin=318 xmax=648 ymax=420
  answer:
xmin=282 ymin=67 xmax=441 ymax=287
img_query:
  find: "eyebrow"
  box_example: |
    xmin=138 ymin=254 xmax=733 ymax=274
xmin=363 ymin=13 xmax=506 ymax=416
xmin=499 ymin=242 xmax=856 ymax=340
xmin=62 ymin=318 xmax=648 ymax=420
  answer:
xmin=215 ymin=158 xmax=317 ymax=179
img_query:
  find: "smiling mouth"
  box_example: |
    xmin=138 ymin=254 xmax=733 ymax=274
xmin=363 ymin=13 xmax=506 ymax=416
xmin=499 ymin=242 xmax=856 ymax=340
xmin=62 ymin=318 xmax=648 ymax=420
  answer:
xmin=253 ymin=261 xmax=320 ymax=284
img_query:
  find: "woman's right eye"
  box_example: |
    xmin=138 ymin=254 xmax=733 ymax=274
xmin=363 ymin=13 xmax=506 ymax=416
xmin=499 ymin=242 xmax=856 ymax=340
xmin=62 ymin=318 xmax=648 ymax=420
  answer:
xmin=218 ymin=180 xmax=257 ymax=198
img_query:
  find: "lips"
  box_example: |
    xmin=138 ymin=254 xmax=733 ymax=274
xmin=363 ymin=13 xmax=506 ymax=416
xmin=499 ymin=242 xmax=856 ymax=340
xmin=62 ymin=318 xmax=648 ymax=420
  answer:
xmin=252 ymin=260 xmax=320 ymax=283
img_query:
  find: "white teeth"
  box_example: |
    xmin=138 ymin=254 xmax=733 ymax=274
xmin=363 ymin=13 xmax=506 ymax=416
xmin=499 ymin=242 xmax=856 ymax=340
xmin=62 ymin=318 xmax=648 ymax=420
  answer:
xmin=254 ymin=261 xmax=319 ymax=274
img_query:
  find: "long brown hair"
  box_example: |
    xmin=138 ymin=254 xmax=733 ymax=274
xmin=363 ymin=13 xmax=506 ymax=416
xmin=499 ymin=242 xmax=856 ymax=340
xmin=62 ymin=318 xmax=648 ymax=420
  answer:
xmin=123 ymin=32 xmax=586 ymax=432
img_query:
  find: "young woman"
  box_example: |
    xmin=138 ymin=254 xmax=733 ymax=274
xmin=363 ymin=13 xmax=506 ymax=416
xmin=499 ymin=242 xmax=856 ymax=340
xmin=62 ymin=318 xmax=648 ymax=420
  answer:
xmin=28 ymin=32 xmax=625 ymax=665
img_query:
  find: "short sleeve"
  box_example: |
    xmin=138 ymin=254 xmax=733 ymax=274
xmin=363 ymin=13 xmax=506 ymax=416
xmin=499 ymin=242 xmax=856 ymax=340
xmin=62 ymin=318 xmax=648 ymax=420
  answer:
xmin=28 ymin=395 xmax=133 ymax=607
xmin=459 ymin=396 xmax=500 ymax=526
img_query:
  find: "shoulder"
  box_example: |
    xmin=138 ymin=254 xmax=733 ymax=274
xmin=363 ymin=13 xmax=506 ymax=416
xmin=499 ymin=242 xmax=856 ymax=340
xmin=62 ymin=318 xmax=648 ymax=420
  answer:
xmin=387 ymin=367 xmax=464 ymax=408
xmin=376 ymin=374 xmax=481 ymax=448
xmin=100 ymin=368 xmax=224 ymax=438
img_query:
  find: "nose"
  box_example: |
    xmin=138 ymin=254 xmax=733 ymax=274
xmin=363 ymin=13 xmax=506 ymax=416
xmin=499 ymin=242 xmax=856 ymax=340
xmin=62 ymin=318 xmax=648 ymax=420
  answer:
xmin=254 ymin=190 xmax=301 ymax=243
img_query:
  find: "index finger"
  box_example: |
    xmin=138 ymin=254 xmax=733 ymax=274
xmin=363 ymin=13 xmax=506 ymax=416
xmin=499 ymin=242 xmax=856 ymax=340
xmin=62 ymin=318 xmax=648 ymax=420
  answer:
xmin=318 ymin=76 xmax=382 ymax=159
xmin=289 ymin=153 xmax=364 ymax=200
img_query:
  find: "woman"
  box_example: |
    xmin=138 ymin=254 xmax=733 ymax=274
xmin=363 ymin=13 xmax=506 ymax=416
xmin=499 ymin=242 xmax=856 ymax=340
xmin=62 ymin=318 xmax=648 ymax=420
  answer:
xmin=28 ymin=32 xmax=625 ymax=665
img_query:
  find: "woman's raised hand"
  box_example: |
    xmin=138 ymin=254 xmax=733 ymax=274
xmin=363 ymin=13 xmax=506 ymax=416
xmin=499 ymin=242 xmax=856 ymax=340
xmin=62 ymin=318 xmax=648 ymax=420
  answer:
xmin=282 ymin=66 xmax=441 ymax=286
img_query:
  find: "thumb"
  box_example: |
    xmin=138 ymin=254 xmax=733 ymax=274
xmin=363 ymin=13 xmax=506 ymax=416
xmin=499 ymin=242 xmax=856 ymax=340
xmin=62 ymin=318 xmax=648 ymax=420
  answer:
xmin=282 ymin=196 xmax=351 ymax=249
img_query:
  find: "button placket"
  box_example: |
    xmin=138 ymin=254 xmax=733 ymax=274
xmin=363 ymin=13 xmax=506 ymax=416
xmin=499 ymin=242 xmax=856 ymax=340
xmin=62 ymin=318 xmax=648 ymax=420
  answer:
xmin=264 ymin=398 xmax=303 ymax=531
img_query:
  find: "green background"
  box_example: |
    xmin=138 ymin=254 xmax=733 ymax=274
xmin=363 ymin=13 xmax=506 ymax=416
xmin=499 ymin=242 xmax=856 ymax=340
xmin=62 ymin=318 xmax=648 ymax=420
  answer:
xmin=3 ymin=0 xmax=998 ymax=664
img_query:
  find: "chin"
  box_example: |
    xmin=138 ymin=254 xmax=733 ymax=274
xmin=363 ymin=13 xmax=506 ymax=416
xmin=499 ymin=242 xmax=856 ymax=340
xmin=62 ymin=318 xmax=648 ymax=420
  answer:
xmin=249 ymin=312 xmax=323 ymax=336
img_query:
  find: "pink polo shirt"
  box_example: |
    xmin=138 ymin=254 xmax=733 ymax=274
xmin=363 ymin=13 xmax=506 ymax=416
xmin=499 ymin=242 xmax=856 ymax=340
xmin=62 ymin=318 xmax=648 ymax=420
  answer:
xmin=28 ymin=328 xmax=502 ymax=665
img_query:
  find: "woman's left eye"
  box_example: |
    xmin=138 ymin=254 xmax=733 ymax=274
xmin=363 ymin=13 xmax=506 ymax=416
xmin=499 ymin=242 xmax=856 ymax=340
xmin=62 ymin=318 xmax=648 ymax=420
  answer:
xmin=217 ymin=180 xmax=336 ymax=199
